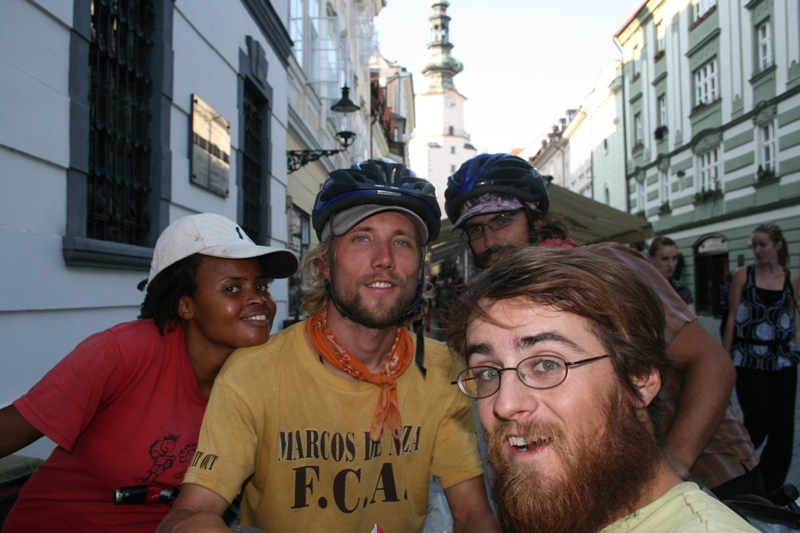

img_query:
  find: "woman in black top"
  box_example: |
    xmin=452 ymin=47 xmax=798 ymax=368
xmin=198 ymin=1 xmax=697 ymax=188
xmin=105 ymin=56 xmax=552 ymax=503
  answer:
xmin=723 ymin=222 xmax=800 ymax=492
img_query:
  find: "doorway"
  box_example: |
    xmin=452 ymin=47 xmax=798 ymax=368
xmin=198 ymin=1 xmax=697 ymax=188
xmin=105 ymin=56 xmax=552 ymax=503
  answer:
xmin=693 ymin=235 xmax=729 ymax=316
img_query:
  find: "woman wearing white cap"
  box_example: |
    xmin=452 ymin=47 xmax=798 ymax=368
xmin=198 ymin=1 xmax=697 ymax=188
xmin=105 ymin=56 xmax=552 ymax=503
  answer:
xmin=0 ymin=213 xmax=297 ymax=532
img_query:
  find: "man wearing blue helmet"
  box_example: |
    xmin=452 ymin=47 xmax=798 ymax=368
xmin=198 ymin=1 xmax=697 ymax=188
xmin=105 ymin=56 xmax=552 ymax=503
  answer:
xmin=159 ymin=160 xmax=498 ymax=533
xmin=444 ymin=153 xmax=761 ymax=500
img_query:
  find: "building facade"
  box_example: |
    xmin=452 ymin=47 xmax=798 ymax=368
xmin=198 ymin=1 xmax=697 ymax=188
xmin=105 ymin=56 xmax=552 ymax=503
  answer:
xmin=0 ymin=0 xmax=397 ymax=459
xmin=616 ymin=0 xmax=800 ymax=315
xmin=529 ymin=61 xmax=628 ymax=212
xmin=284 ymin=0 xmax=388 ymax=320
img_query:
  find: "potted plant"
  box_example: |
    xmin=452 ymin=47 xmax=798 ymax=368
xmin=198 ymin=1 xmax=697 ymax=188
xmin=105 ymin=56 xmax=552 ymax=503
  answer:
xmin=694 ymin=181 xmax=722 ymax=202
xmin=756 ymin=165 xmax=776 ymax=183
xmin=654 ymin=125 xmax=668 ymax=141
xmin=658 ymin=201 xmax=671 ymax=214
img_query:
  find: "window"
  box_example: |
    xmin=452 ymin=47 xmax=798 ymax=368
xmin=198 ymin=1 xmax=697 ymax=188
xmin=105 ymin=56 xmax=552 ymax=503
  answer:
xmin=633 ymin=112 xmax=643 ymax=145
xmin=658 ymin=96 xmax=667 ymax=126
xmin=85 ymin=0 xmax=154 ymax=245
xmin=631 ymin=44 xmax=640 ymax=79
xmin=238 ymin=36 xmax=273 ymax=244
xmin=289 ymin=0 xmax=304 ymax=67
xmin=241 ymin=83 xmax=267 ymax=243
xmin=304 ymin=0 xmax=345 ymax=99
xmin=450 ymin=146 xmax=456 ymax=154
xmin=636 ymin=181 xmax=646 ymax=213
xmin=65 ymin=0 xmax=172 ymax=269
xmin=694 ymin=59 xmax=718 ymax=107
xmin=760 ymin=122 xmax=776 ymax=173
xmin=694 ymin=0 xmax=716 ymax=22
xmin=757 ymin=21 xmax=772 ymax=71
xmin=288 ymin=206 xmax=310 ymax=319
xmin=659 ymin=169 xmax=669 ymax=202
xmin=450 ymin=164 xmax=456 ymax=173
xmin=656 ymin=22 xmax=666 ymax=53
xmin=697 ymin=147 xmax=720 ymax=192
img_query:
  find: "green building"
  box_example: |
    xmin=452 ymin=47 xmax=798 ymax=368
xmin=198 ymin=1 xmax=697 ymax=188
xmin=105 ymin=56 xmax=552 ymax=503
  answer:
xmin=616 ymin=0 xmax=800 ymax=315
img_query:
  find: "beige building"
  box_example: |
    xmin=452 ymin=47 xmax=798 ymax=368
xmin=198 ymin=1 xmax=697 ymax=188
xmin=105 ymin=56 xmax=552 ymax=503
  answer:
xmin=285 ymin=0 xmax=414 ymax=319
xmin=529 ymin=61 xmax=628 ymax=212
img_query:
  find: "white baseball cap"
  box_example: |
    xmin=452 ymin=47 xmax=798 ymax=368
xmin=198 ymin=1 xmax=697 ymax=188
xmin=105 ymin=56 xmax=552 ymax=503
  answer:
xmin=142 ymin=213 xmax=299 ymax=289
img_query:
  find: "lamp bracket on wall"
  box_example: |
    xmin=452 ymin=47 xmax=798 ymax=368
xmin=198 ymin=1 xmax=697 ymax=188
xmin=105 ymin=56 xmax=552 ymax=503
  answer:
xmin=285 ymin=86 xmax=360 ymax=174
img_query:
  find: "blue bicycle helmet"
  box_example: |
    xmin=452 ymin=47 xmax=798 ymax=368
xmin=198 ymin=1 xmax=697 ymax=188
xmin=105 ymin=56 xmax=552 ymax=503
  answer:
xmin=444 ymin=153 xmax=550 ymax=225
xmin=313 ymin=159 xmax=441 ymax=244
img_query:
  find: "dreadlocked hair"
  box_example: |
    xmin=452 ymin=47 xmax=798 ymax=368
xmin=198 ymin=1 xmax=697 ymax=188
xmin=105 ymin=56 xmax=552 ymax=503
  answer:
xmin=139 ymin=254 xmax=202 ymax=335
xmin=528 ymin=211 xmax=570 ymax=244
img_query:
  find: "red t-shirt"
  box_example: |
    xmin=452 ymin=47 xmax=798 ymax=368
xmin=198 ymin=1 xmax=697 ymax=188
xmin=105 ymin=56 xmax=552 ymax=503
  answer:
xmin=4 ymin=320 xmax=207 ymax=532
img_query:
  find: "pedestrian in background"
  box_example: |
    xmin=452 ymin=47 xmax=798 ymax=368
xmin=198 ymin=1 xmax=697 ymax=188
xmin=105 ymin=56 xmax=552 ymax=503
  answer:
xmin=649 ymin=236 xmax=696 ymax=315
xmin=723 ymin=222 xmax=800 ymax=493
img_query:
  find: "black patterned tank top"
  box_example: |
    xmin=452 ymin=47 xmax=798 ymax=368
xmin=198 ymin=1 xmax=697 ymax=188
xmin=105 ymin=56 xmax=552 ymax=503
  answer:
xmin=731 ymin=264 xmax=800 ymax=370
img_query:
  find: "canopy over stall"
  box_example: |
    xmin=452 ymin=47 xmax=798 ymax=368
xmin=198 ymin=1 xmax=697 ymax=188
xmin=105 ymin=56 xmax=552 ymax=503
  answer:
xmin=429 ymin=182 xmax=654 ymax=267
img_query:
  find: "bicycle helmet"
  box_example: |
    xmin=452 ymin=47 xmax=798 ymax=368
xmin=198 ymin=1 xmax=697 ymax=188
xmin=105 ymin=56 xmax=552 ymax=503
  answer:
xmin=313 ymin=159 xmax=441 ymax=244
xmin=444 ymin=153 xmax=550 ymax=225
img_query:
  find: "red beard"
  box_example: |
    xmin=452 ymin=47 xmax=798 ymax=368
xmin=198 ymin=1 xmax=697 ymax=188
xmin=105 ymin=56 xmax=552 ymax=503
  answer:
xmin=487 ymin=390 xmax=661 ymax=533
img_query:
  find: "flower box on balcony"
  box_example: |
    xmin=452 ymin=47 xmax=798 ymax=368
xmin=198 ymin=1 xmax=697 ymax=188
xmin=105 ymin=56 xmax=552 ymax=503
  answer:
xmin=653 ymin=125 xmax=668 ymax=141
xmin=658 ymin=201 xmax=671 ymax=214
xmin=632 ymin=139 xmax=644 ymax=151
xmin=693 ymin=187 xmax=722 ymax=203
xmin=756 ymin=165 xmax=778 ymax=184
xmin=654 ymin=50 xmax=665 ymax=62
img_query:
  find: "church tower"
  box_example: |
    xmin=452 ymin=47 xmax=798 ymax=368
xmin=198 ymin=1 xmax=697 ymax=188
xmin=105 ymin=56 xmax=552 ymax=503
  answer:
xmin=409 ymin=0 xmax=476 ymax=215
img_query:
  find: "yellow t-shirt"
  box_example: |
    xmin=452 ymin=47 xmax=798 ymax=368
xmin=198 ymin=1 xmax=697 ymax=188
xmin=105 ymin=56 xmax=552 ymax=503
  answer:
xmin=600 ymin=482 xmax=759 ymax=532
xmin=184 ymin=322 xmax=483 ymax=532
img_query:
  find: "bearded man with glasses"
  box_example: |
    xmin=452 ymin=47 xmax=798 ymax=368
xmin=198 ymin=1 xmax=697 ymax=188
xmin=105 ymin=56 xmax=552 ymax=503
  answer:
xmin=445 ymin=246 xmax=758 ymax=533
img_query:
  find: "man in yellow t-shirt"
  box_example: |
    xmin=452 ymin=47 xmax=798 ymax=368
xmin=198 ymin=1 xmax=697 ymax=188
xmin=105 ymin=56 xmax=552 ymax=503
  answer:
xmin=446 ymin=246 xmax=757 ymax=532
xmin=157 ymin=160 xmax=498 ymax=533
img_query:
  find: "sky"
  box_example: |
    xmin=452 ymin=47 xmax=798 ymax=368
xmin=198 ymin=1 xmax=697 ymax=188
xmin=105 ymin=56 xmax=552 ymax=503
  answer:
xmin=373 ymin=0 xmax=644 ymax=154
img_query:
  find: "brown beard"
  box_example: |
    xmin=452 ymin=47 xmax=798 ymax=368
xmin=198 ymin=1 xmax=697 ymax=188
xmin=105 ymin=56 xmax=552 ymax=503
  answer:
xmin=329 ymin=268 xmax=419 ymax=329
xmin=487 ymin=388 xmax=661 ymax=533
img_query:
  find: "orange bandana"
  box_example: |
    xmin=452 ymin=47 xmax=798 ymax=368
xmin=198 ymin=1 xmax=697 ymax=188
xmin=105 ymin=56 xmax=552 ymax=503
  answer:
xmin=306 ymin=307 xmax=413 ymax=442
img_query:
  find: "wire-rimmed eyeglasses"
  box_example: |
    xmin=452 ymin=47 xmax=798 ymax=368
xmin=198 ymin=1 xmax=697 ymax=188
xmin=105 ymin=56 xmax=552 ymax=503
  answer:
xmin=452 ymin=354 xmax=611 ymax=399
xmin=460 ymin=210 xmax=523 ymax=242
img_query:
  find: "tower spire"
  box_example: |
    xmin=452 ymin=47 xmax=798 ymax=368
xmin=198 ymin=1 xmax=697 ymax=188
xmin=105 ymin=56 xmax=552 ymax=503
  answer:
xmin=421 ymin=0 xmax=463 ymax=94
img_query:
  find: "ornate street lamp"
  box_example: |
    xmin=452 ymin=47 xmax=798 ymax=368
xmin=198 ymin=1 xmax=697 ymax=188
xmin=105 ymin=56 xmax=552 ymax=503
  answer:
xmin=286 ymin=86 xmax=361 ymax=173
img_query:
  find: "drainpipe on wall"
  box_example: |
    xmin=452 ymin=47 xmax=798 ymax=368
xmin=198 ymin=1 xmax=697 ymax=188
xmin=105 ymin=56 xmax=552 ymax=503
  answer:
xmin=613 ymin=36 xmax=629 ymax=214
